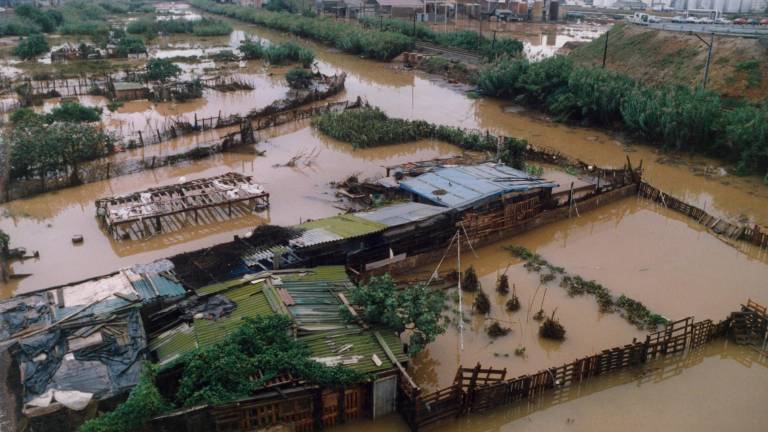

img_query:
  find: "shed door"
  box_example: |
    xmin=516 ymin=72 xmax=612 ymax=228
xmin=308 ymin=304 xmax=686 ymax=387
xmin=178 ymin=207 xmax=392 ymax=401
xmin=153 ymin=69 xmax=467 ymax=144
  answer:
xmin=372 ymin=375 xmax=398 ymax=419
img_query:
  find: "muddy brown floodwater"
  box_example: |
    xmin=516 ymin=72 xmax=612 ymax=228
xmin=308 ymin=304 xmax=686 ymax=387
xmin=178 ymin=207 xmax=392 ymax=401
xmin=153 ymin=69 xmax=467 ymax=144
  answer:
xmin=1 ymin=13 xmax=766 ymax=298
xmin=333 ymin=340 xmax=768 ymax=432
xmin=1 ymin=8 xmax=766 ymax=432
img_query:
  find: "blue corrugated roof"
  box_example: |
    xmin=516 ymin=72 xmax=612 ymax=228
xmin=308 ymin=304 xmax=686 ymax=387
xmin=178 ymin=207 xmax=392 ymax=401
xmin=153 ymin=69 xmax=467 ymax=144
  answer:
xmin=398 ymin=163 xmax=558 ymax=210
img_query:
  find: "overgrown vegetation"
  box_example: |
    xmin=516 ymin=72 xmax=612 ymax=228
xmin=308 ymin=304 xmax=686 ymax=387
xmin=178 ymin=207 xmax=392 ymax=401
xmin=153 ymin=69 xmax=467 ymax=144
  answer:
xmin=5 ymin=110 xmax=114 ymax=184
xmin=14 ymin=34 xmax=49 ymax=59
xmin=264 ymin=42 xmax=314 ymax=67
xmin=346 ymin=274 xmax=448 ymax=355
xmin=487 ymin=321 xmax=511 ymax=337
xmin=79 ymin=367 xmax=168 ymax=432
xmin=312 ymin=106 xmax=527 ymax=168
xmin=360 ymin=16 xmax=523 ymax=59
xmin=506 ymin=245 xmax=668 ymax=330
xmin=476 ymin=55 xmax=768 ymax=177
xmin=496 ymin=274 xmax=509 ymax=294
xmin=735 ymin=60 xmax=762 ymax=89
xmin=145 ymin=58 xmax=181 ymax=83
xmin=539 ymin=312 xmax=566 ymax=340
xmin=473 ymin=290 xmax=491 ymax=314
xmin=0 ymin=230 xmax=9 ymax=253
xmin=190 ymin=0 xmax=413 ymax=61
xmin=239 ymin=38 xmax=265 ymax=60
xmin=80 ymin=315 xmax=365 ymax=432
xmin=462 ymin=265 xmax=480 ymax=292
xmin=285 ymin=67 xmax=314 ymax=89
xmin=127 ymin=17 xmax=232 ymax=37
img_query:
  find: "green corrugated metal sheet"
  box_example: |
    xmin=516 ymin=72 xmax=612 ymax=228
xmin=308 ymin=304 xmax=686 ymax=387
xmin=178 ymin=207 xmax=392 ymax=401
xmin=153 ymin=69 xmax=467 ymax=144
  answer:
xmin=296 ymin=215 xmax=386 ymax=239
xmin=279 ymin=266 xmax=350 ymax=283
xmin=300 ymin=329 xmax=407 ymax=374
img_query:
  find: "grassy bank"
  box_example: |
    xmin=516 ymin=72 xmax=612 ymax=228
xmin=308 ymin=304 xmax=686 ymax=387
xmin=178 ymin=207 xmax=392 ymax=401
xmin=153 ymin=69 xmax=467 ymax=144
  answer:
xmin=476 ymin=56 xmax=768 ymax=179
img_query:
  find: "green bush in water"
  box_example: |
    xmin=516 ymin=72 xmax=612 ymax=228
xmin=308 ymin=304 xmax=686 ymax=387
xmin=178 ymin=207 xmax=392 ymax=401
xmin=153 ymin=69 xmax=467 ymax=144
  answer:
xmin=285 ymin=67 xmax=314 ymax=89
xmin=239 ymin=39 xmax=264 ymax=60
xmin=264 ymin=42 xmax=314 ymax=67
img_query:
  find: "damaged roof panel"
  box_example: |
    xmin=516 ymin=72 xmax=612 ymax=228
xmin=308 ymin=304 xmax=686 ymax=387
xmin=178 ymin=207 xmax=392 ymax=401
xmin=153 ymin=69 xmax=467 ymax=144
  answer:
xmin=302 ymin=329 xmax=407 ymax=374
xmin=294 ymin=215 xmax=386 ymax=243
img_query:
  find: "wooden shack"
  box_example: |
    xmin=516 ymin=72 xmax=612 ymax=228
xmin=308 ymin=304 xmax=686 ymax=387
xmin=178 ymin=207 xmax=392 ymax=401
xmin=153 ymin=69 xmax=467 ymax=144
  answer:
xmin=112 ymin=81 xmax=150 ymax=101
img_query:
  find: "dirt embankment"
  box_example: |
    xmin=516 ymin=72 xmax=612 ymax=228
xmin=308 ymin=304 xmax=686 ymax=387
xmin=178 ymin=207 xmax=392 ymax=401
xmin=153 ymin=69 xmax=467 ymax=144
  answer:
xmin=569 ymin=23 xmax=768 ymax=101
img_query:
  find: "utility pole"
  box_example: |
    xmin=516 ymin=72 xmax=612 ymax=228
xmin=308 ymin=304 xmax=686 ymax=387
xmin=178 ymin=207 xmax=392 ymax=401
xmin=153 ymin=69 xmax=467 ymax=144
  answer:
xmin=602 ymin=29 xmax=609 ymax=69
xmin=691 ymin=32 xmax=715 ymax=89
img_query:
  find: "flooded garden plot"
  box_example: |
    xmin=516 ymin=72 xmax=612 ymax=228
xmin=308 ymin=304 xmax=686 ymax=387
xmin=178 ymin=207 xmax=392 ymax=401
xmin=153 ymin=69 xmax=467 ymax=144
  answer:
xmin=408 ymin=196 xmax=768 ymax=390
xmin=0 ymin=4 xmax=767 ymax=431
xmin=0 ymin=5 xmax=766 ymax=306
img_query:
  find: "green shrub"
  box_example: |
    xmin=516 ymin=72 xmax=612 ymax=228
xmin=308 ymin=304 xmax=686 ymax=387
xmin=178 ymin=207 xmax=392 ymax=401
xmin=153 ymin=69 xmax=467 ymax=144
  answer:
xmin=14 ymin=34 xmax=49 ymax=59
xmin=239 ymin=39 xmax=264 ymax=60
xmin=79 ymin=367 xmax=168 ymax=432
xmin=115 ymin=35 xmax=147 ymax=56
xmin=285 ymin=67 xmax=314 ymax=89
xmin=145 ymin=58 xmax=181 ymax=82
xmin=0 ymin=16 xmax=41 ymax=36
xmin=46 ymin=102 xmax=103 ymax=123
xmin=128 ymin=17 xmax=232 ymax=36
xmin=15 ymin=4 xmax=56 ymax=33
xmin=264 ymin=42 xmax=314 ymax=67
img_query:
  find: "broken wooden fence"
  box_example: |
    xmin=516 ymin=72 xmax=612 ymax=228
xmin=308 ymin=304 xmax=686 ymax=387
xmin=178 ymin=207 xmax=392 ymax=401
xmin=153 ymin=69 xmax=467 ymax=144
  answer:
xmin=399 ymin=314 xmax=731 ymax=431
xmin=638 ymin=182 xmax=768 ymax=250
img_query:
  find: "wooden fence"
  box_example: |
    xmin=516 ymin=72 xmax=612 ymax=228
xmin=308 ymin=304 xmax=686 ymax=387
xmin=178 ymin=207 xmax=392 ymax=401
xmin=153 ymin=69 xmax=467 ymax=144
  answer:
xmin=638 ymin=182 xmax=768 ymax=250
xmin=398 ymin=312 xmax=739 ymax=431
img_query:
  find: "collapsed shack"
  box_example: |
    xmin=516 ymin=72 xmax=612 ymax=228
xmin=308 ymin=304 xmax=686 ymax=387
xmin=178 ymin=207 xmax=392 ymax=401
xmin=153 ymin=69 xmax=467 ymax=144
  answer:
xmin=95 ymin=172 xmax=270 ymax=241
xmin=0 ymin=263 xmax=186 ymax=430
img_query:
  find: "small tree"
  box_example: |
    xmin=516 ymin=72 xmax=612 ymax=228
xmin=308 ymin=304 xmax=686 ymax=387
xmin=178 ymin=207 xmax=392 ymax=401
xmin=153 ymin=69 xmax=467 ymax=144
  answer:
xmin=116 ymin=35 xmax=147 ymax=57
xmin=461 ymin=265 xmax=480 ymax=292
xmin=473 ymin=290 xmax=491 ymax=315
xmin=496 ymin=274 xmax=509 ymax=294
xmin=346 ymin=274 xmax=448 ymax=355
xmin=145 ymin=58 xmax=181 ymax=83
xmin=239 ymin=39 xmax=264 ymax=60
xmin=14 ymin=34 xmax=49 ymax=60
xmin=285 ymin=68 xmax=314 ymax=89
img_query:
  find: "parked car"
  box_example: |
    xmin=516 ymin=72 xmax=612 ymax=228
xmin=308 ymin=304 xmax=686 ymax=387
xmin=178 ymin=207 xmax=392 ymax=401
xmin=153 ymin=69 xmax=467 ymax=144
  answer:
xmin=759 ymin=18 xmax=768 ymax=25
xmin=733 ymin=17 xmax=748 ymax=24
xmin=715 ymin=17 xmax=731 ymax=24
xmin=493 ymin=9 xmax=515 ymax=22
xmin=671 ymin=15 xmax=687 ymax=23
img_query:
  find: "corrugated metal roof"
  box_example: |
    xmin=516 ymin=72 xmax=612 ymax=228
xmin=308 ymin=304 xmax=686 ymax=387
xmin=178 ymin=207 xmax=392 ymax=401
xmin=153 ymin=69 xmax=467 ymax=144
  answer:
xmin=356 ymin=202 xmax=450 ymax=227
xmin=301 ymin=329 xmax=407 ymax=374
xmin=150 ymin=267 xmax=354 ymax=363
xmin=293 ymin=214 xmax=386 ymax=246
xmin=398 ymin=163 xmax=558 ymax=210
xmin=288 ymin=228 xmax=343 ymax=248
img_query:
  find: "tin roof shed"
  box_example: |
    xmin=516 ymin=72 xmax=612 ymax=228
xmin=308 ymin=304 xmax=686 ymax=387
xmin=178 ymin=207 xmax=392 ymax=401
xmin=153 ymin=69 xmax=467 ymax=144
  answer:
xmin=302 ymin=329 xmax=407 ymax=374
xmin=398 ymin=163 xmax=558 ymax=210
xmin=290 ymin=215 xmax=387 ymax=248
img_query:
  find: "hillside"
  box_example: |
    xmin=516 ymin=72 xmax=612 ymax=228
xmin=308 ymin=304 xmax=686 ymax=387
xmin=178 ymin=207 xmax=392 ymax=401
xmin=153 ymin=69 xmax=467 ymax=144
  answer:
xmin=569 ymin=23 xmax=768 ymax=101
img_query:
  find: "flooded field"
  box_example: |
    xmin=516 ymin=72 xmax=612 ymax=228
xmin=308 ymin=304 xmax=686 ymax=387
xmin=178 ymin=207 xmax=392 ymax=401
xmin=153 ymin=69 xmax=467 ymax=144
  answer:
xmin=0 ymin=4 xmax=766 ymax=432
xmin=334 ymin=339 xmax=768 ymax=432
xmin=410 ymin=197 xmax=768 ymax=389
xmin=2 ymin=14 xmax=767 ymax=297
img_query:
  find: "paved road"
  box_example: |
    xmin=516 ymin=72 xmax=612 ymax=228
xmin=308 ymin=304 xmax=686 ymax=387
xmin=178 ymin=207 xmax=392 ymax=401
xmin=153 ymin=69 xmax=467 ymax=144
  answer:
xmin=645 ymin=23 xmax=768 ymax=38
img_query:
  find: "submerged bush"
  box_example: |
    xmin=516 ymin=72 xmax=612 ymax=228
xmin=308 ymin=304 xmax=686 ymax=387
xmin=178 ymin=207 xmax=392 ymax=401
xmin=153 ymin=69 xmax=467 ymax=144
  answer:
xmin=285 ymin=67 xmax=314 ymax=89
xmin=239 ymin=39 xmax=264 ymax=60
xmin=473 ymin=290 xmax=491 ymax=314
xmin=264 ymin=42 xmax=314 ymax=67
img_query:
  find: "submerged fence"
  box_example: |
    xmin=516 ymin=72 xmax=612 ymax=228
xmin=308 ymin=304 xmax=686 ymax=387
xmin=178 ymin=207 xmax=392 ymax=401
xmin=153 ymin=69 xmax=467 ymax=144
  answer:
xmin=397 ymin=305 xmax=761 ymax=431
xmin=638 ymin=182 xmax=768 ymax=250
